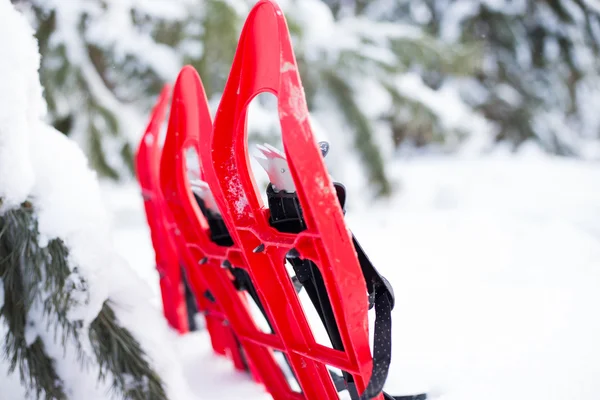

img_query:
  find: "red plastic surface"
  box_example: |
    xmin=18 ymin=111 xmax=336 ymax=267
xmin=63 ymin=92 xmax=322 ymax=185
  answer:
xmin=135 ymin=85 xmax=189 ymax=334
xmin=200 ymin=1 xmax=383 ymax=399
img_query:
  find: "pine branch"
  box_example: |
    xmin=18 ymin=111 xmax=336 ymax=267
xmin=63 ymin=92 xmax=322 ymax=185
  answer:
xmin=89 ymin=301 xmax=167 ymax=400
xmin=381 ymin=81 xmax=448 ymax=147
xmin=322 ymin=69 xmax=392 ymax=197
xmin=0 ymin=204 xmax=68 ymax=400
xmin=191 ymin=0 xmax=241 ymax=98
xmin=0 ymin=201 xmax=168 ymax=400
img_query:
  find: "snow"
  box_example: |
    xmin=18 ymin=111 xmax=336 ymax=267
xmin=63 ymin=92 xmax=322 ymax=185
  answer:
xmin=84 ymin=0 xmax=183 ymax=78
xmin=0 ymin=0 xmax=43 ymax=209
xmin=346 ymin=151 xmax=600 ymax=400
xmin=438 ymin=0 xmax=480 ymax=43
xmin=394 ymin=73 xmax=497 ymax=154
xmin=13 ymin=0 xmax=180 ymax=177
xmin=290 ymin=0 xmax=421 ymax=67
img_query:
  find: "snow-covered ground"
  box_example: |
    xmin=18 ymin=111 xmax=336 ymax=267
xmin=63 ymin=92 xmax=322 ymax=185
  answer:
xmin=101 ymin=146 xmax=600 ymax=400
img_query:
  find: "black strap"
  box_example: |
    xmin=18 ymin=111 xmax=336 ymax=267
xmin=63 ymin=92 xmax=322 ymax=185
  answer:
xmin=229 ymin=266 xmax=276 ymax=332
xmin=181 ymin=265 xmax=199 ymax=331
xmin=233 ymin=330 xmax=251 ymax=372
xmin=329 ymin=369 xmax=348 ymax=392
xmin=194 ymin=193 xmax=234 ymax=247
xmin=203 ymin=289 xmax=216 ymax=303
xmin=328 ymin=286 xmax=425 ymax=400
xmin=334 ymin=185 xmax=399 ymax=399
xmin=351 ymin=235 xmax=397 ymax=399
xmin=384 ymin=394 xmax=427 ymax=400
xmin=359 ymin=286 xmax=393 ymax=399
xmin=319 ymin=242 xmax=398 ymax=400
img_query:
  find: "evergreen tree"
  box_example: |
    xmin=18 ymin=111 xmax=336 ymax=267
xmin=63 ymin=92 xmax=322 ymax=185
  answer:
xmin=1 ymin=203 xmax=166 ymax=400
xmin=281 ymin=0 xmax=482 ymax=197
xmin=367 ymin=0 xmax=600 ymax=158
xmin=12 ymin=0 xmax=479 ymax=199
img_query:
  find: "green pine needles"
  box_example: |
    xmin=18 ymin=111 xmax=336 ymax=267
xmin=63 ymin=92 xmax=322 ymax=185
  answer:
xmin=0 ymin=201 xmax=167 ymax=400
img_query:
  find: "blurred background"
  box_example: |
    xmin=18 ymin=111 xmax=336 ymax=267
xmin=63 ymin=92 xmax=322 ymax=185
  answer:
xmin=8 ymin=1 xmax=600 ymax=398
xmin=9 ymin=0 xmax=600 ymax=202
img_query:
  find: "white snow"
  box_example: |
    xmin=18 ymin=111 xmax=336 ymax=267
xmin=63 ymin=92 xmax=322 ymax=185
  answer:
xmin=0 ymin=0 xmax=43 ymax=209
xmin=394 ymin=73 xmax=497 ymax=155
xmin=351 ymin=153 xmax=600 ymax=400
